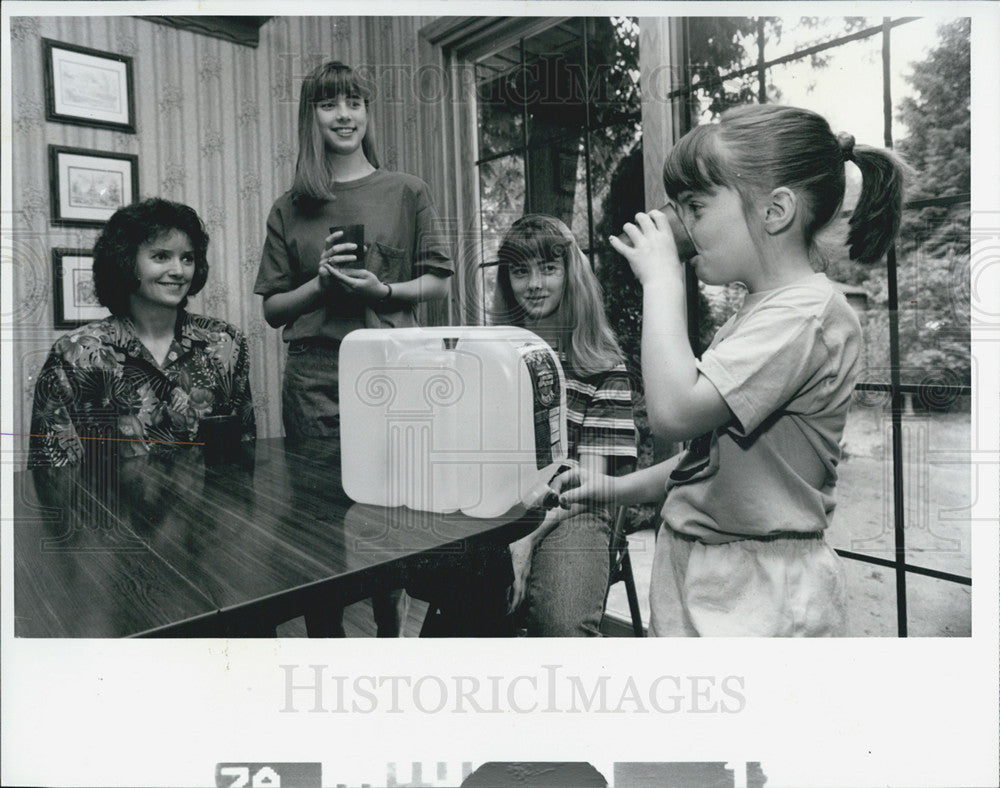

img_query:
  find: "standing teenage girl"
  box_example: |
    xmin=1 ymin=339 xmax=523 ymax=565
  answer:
xmin=557 ymin=104 xmax=906 ymax=636
xmin=254 ymin=60 xmax=453 ymax=635
xmin=494 ymin=215 xmax=637 ymax=636
xmin=255 ymin=60 xmax=452 ymax=438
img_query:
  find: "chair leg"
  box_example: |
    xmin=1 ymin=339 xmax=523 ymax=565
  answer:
xmin=420 ymin=605 xmax=440 ymax=637
xmin=602 ymin=506 xmax=645 ymax=637
xmin=620 ymin=550 xmax=645 ymax=637
xmin=304 ymin=605 xmax=347 ymax=638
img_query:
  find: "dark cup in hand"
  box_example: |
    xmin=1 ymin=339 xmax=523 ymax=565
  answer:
xmin=329 ymin=224 xmax=365 ymax=268
xmin=614 ymin=204 xmax=698 ymax=262
xmin=198 ymin=414 xmax=242 ymax=466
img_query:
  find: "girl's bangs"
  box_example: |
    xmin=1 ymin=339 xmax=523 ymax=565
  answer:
xmin=312 ymin=66 xmax=369 ymax=103
xmin=497 ymin=229 xmax=567 ymax=267
xmin=662 ymin=124 xmax=731 ymax=198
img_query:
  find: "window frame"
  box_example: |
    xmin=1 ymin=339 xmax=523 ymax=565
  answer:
xmin=471 ymin=18 xmax=642 ymax=258
xmin=669 ymin=16 xmax=972 ymax=637
xmin=425 ymin=14 xmax=973 ymax=636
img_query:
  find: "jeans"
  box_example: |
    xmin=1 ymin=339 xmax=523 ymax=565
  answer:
xmin=523 ymin=510 xmax=612 ymax=637
xmin=406 ymin=510 xmax=612 ymax=637
xmin=282 ymin=340 xmax=341 ymax=439
xmin=283 ymin=338 xmax=405 ymax=636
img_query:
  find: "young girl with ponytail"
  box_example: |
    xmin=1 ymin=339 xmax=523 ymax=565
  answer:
xmin=557 ymin=104 xmax=907 ymax=636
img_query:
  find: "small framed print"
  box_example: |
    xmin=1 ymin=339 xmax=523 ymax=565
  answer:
xmin=52 ymin=248 xmax=109 ymax=328
xmin=49 ymin=145 xmax=139 ymax=227
xmin=43 ymin=38 xmax=135 ymax=132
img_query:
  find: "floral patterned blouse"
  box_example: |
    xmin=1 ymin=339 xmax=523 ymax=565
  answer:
xmin=29 ymin=312 xmax=255 ymax=467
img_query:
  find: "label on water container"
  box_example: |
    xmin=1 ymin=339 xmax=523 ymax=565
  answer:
xmin=518 ymin=344 xmax=562 ymax=469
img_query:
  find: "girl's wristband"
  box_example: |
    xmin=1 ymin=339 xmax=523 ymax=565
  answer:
xmin=376 ymin=282 xmax=393 ymax=301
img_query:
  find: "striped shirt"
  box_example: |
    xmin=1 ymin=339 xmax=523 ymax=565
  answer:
xmin=562 ymin=358 xmax=638 ymax=475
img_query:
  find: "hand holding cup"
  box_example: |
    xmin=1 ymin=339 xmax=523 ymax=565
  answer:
xmin=318 ymin=225 xmax=366 ymax=291
xmin=609 ymin=204 xmax=697 ymax=287
xmin=326 ymin=224 xmax=366 ymax=268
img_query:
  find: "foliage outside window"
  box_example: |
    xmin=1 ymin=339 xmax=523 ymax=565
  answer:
xmin=474 ymin=16 xmax=971 ymax=634
xmin=475 ymin=17 xmax=642 ymax=322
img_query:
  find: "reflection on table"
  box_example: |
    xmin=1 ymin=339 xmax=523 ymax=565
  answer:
xmin=13 ymin=437 xmax=536 ymax=637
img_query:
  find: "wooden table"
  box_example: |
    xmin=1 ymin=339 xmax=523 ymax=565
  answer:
xmin=12 ymin=438 xmax=536 ymax=637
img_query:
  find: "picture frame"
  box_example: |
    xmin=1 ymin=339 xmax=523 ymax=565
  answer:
xmin=49 ymin=145 xmax=139 ymax=227
xmin=51 ymin=248 xmax=108 ymax=329
xmin=43 ymin=38 xmax=135 ymax=132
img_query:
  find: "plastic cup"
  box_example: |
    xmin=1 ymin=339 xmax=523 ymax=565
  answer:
xmin=615 ymin=204 xmax=697 ymax=262
xmin=329 ymin=224 xmax=365 ymax=268
xmin=198 ymin=414 xmax=242 ymax=466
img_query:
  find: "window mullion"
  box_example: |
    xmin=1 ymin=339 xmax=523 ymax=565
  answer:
xmin=677 ymin=17 xmax=701 ymax=356
xmin=882 ymin=17 xmax=909 ymax=638
xmin=672 ymin=18 xmax=918 ymax=107
xmin=756 ymin=18 xmax=766 ymax=102
xmin=520 ymin=38 xmax=530 ymax=214
xmin=583 ymin=19 xmax=595 ymax=266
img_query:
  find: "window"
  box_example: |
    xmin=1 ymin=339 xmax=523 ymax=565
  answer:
xmin=670 ymin=16 xmax=972 ymax=636
xmin=473 ymin=17 xmax=642 ymax=319
xmin=437 ymin=14 xmax=971 ymax=635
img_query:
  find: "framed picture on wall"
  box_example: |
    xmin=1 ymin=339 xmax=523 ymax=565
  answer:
xmin=43 ymin=38 xmax=135 ymax=132
xmin=51 ymin=249 xmax=108 ymax=329
xmin=49 ymin=145 xmax=139 ymax=227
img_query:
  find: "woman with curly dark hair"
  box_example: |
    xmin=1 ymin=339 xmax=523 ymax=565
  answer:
xmin=29 ymin=198 xmax=255 ymax=467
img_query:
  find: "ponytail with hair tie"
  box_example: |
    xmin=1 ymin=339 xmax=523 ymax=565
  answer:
xmin=837 ymin=132 xmax=856 ymax=163
xmin=845 ymin=139 xmax=908 ymax=263
xmin=661 ymin=104 xmax=907 ymax=266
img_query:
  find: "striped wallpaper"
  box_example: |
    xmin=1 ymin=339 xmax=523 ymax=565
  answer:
xmin=8 ymin=14 xmax=455 ymax=463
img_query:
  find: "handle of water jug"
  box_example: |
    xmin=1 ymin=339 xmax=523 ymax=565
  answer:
xmin=521 ymin=460 xmax=576 ymax=511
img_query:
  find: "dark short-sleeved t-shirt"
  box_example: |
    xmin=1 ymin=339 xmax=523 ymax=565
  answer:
xmin=254 ymin=169 xmax=453 ymax=342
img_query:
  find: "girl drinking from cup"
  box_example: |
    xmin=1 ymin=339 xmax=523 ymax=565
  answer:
xmin=557 ymin=104 xmax=906 ymax=636
xmin=254 ymin=60 xmax=452 ymax=636
xmin=412 ymin=214 xmax=639 ymax=637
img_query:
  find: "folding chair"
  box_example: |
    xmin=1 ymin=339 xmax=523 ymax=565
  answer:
xmin=420 ymin=506 xmax=646 ymax=637
xmin=602 ymin=505 xmax=645 ymax=636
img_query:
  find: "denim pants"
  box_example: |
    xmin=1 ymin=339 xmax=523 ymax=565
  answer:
xmin=282 ymin=340 xmax=342 ymax=439
xmin=406 ymin=510 xmax=611 ymax=637
xmin=283 ymin=339 xmax=406 ymax=636
xmin=523 ymin=509 xmax=612 ymax=637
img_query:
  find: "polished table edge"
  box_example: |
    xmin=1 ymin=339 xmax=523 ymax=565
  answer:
xmin=133 ymin=514 xmax=537 ymax=637
xmin=14 ymin=437 xmax=541 ymax=638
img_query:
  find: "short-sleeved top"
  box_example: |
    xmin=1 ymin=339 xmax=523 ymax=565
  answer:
xmin=254 ymin=170 xmax=454 ymax=343
xmin=662 ymin=273 xmax=862 ymax=544
xmin=29 ymin=312 xmax=256 ymax=467
xmin=563 ymin=356 xmax=638 ymax=475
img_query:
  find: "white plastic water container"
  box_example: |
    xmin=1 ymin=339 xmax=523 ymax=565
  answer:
xmin=339 ymin=327 xmax=568 ymax=518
